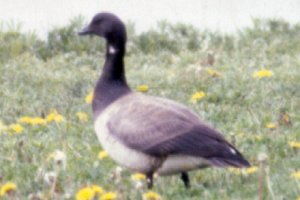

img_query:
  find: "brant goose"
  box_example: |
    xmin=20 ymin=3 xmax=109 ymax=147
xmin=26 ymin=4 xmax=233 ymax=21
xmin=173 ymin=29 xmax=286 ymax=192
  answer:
xmin=78 ymin=12 xmax=250 ymax=188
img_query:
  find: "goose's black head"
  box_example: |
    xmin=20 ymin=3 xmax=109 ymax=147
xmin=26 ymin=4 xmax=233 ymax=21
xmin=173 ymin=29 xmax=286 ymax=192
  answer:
xmin=79 ymin=12 xmax=127 ymax=51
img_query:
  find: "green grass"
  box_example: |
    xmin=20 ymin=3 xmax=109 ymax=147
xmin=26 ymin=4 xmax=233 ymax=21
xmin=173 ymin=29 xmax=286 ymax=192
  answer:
xmin=0 ymin=18 xmax=300 ymax=199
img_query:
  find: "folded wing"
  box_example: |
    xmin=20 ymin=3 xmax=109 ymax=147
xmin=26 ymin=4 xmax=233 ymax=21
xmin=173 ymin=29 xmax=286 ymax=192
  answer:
xmin=107 ymin=94 xmax=250 ymax=167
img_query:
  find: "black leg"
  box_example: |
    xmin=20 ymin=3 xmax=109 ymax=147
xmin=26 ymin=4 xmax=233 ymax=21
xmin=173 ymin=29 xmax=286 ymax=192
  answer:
xmin=181 ymin=172 xmax=190 ymax=189
xmin=146 ymin=173 xmax=154 ymax=189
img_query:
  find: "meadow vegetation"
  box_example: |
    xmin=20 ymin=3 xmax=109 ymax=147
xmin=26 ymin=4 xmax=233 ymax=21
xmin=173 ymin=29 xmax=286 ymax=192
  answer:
xmin=0 ymin=18 xmax=299 ymax=199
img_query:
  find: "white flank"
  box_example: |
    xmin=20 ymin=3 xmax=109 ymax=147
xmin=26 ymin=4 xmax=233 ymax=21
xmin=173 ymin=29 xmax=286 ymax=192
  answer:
xmin=157 ymin=155 xmax=210 ymax=176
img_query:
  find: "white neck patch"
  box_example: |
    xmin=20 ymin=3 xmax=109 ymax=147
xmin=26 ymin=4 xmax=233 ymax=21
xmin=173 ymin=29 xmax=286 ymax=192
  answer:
xmin=109 ymin=45 xmax=117 ymax=54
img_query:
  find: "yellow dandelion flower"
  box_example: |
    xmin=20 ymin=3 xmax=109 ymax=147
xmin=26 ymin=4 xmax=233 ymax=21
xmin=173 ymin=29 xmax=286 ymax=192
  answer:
xmin=46 ymin=113 xmax=55 ymax=122
xmin=100 ymin=192 xmax=117 ymax=200
xmin=31 ymin=117 xmax=47 ymax=126
xmin=252 ymin=69 xmax=273 ymax=78
xmin=266 ymin=123 xmax=276 ymax=129
xmin=190 ymin=91 xmax=206 ymax=103
xmin=253 ymin=135 xmax=263 ymax=141
xmin=76 ymin=187 xmax=95 ymax=200
xmin=19 ymin=116 xmax=47 ymax=126
xmin=46 ymin=110 xmax=65 ymax=123
xmin=137 ymin=85 xmax=149 ymax=92
xmin=76 ymin=112 xmax=89 ymax=122
xmin=85 ymin=91 xmax=94 ymax=104
xmin=0 ymin=182 xmax=17 ymax=196
xmin=228 ymin=168 xmax=241 ymax=175
xmin=245 ymin=166 xmax=258 ymax=174
xmin=91 ymin=185 xmax=104 ymax=195
xmin=143 ymin=191 xmax=161 ymax=200
xmin=228 ymin=167 xmax=258 ymax=175
xmin=131 ymin=173 xmax=146 ymax=181
xmin=19 ymin=116 xmax=33 ymax=124
xmin=291 ymin=171 xmax=300 ymax=179
xmin=289 ymin=141 xmax=300 ymax=148
xmin=8 ymin=124 xmax=24 ymax=134
xmin=206 ymin=68 xmax=221 ymax=77
xmin=98 ymin=150 xmax=108 ymax=160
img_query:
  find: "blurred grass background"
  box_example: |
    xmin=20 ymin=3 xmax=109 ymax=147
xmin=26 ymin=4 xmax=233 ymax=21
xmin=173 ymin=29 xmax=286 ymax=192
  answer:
xmin=0 ymin=17 xmax=299 ymax=199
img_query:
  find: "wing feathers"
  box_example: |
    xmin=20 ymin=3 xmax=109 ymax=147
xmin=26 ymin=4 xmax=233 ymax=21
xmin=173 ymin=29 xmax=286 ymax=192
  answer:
xmin=106 ymin=93 xmax=250 ymax=168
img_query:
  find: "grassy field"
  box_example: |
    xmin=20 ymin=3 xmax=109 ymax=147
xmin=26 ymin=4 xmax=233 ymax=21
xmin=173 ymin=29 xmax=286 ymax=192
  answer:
xmin=0 ymin=18 xmax=300 ymax=200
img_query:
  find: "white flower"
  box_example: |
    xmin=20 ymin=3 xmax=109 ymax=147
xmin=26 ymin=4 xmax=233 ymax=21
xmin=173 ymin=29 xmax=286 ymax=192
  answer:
xmin=257 ymin=152 xmax=268 ymax=162
xmin=134 ymin=181 xmax=143 ymax=190
xmin=43 ymin=171 xmax=57 ymax=185
xmin=53 ymin=150 xmax=67 ymax=169
xmin=110 ymin=166 xmax=123 ymax=183
xmin=64 ymin=192 xmax=72 ymax=199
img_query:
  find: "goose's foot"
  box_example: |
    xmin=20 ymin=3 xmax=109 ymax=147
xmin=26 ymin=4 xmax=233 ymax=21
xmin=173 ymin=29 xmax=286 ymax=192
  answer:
xmin=181 ymin=172 xmax=190 ymax=189
xmin=146 ymin=173 xmax=154 ymax=189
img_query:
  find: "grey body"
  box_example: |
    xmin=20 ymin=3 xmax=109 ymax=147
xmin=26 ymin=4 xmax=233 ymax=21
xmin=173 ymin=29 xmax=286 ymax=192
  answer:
xmin=79 ymin=12 xmax=250 ymax=188
xmin=94 ymin=92 xmax=248 ymax=175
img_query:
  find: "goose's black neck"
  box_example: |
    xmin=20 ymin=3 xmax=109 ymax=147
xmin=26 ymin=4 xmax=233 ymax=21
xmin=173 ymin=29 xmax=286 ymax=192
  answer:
xmin=92 ymin=41 xmax=131 ymax=118
xmin=101 ymin=42 xmax=125 ymax=81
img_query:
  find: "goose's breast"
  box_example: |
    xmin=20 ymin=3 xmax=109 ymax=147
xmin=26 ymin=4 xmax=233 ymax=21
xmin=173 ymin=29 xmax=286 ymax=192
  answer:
xmin=94 ymin=110 xmax=162 ymax=174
